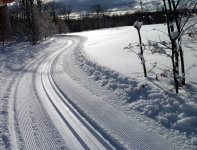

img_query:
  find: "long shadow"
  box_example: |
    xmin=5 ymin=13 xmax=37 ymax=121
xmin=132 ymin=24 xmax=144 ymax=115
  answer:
xmin=146 ymin=77 xmax=186 ymax=104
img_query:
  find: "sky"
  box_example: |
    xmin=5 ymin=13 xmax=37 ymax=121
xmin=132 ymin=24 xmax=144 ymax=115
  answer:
xmin=55 ymin=0 xmax=147 ymax=11
xmin=56 ymin=0 xmax=197 ymax=12
xmin=55 ymin=0 xmax=166 ymax=12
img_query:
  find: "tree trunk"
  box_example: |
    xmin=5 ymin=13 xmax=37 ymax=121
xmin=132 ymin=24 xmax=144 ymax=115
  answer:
xmin=171 ymin=41 xmax=179 ymax=93
xmin=138 ymin=29 xmax=147 ymax=77
xmin=179 ymin=47 xmax=185 ymax=85
xmin=163 ymin=0 xmax=179 ymax=93
xmin=0 ymin=5 xmax=12 ymax=45
xmin=171 ymin=0 xmax=186 ymax=85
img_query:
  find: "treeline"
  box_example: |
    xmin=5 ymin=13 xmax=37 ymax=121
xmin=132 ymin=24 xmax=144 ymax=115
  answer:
xmin=0 ymin=1 xmax=196 ymax=45
xmin=68 ymin=11 xmax=166 ymax=32
xmin=1 ymin=0 xmax=61 ymax=45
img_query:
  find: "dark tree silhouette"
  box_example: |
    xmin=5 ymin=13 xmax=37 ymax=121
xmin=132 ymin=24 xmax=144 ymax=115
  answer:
xmin=91 ymin=4 xmax=104 ymax=29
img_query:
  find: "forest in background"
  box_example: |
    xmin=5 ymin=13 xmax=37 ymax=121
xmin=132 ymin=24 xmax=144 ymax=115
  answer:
xmin=0 ymin=0 xmax=196 ymax=45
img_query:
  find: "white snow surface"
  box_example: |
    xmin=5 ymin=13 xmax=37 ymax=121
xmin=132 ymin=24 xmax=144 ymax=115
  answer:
xmin=70 ymin=24 xmax=197 ymax=149
xmin=0 ymin=37 xmax=69 ymax=149
xmin=0 ymin=24 xmax=196 ymax=150
xmin=134 ymin=21 xmax=143 ymax=30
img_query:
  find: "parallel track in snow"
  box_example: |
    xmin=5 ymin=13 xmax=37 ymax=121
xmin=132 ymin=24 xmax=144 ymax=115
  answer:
xmin=9 ymin=36 xmax=181 ymax=150
xmin=36 ymin=38 xmax=116 ymax=150
xmin=52 ymin=36 xmax=182 ymax=150
xmin=10 ymin=38 xmax=70 ymax=150
xmin=9 ymin=36 xmax=116 ymax=149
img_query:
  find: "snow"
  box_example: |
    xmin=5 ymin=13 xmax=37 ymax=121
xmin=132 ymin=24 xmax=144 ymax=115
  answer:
xmin=170 ymin=31 xmax=180 ymax=40
xmin=70 ymin=24 xmax=197 ymax=149
xmin=0 ymin=23 xmax=196 ymax=149
xmin=0 ymin=37 xmax=69 ymax=149
xmin=133 ymin=20 xmax=143 ymax=30
xmin=52 ymin=38 xmax=181 ymax=149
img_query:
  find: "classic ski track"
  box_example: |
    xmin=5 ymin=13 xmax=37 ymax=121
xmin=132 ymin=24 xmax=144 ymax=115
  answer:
xmin=7 ymin=35 xmax=182 ymax=150
xmin=0 ymin=47 xmax=26 ymax=150
xmin=53 ymin=36 xmax=183 ymax=150
xmin=36 ymin=37 xmax=116 ymax=150
xmin=10 ymin=41 xmax=70 ymax=150
xmin=1 ymin=71 xmax=19 ymax=150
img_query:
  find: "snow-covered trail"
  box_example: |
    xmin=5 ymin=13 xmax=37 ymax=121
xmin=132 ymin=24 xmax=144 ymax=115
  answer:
xmin=8 ymin=36 xmax=114 ymax=149
xmin=52 ymin=36 xmax=182 ymax=150
xmin=7 ymin=35 xmax=183 ymax=150
xmin=35 ymin=38 xmax=114 ymax=150
xmin=9 ymin=39 xmax=69 ymax=149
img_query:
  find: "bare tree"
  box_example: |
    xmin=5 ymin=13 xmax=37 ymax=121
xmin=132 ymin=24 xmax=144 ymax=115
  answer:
xmin=162 ymin=0 xmax=197 ymax=93
xmin=60 ymin=5 xmax=73 ymax=27
xmin=125 ymin=0 xmax=197 ymax=93
xmin=20 ymin=0 xmax=38 ymax=44
xmin=48 ymin=0 xmax=57 ymax=24
xmin=65 ymin=5 xmax=73 ymax=22
xmin=126 ymin=1 xmax=147 ymax=77
xmin=91 ymin=4 xmax=104 ymax=29
xmin=18 ymin=0 xmax=58 ymax=43
xmin=140 ymin=0 xmax=143 ymax=13
xmin=125 ymin=21 xmax=147 ymax=78
xmin=0 ymin=4 xmax=12 ymax=46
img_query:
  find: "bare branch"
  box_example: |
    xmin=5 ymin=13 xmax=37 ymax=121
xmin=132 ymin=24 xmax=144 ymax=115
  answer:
xmin=180 ymin=3 xmax=197 ymax=33
xmin=175 ymin=0 xmax=181 ymax=9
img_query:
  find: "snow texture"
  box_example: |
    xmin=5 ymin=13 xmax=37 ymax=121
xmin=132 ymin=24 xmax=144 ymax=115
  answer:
xmin=134 ymin=20 xmax=143 ymax=30
xmin=0 ymin=23 xmax=196 ymax=150
xmin=0 ymin=37 xmax=69 ymax=150
xmin=71 ymin=24 xmax=197 ymax=149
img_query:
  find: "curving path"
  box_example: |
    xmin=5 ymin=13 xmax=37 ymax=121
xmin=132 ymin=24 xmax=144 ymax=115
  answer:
xmin=8 ymin=35 xmax=182 ymax=150
xmin=9 ymin=38 xmax=70 ymax=150
xmin=9 ymin=36 xmax=115 ymax=150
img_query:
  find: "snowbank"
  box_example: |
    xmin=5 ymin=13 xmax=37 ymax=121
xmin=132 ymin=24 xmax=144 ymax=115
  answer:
xmin=72 ymin=25 xmax=197 ymax=149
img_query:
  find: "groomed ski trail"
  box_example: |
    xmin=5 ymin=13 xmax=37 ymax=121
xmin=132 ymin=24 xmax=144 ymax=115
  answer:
xmin=10 ymin=36 xmax=115 ymax=150
xmin=9 ymin=35 xmax=183 ymax=150
xmin=9 ymin=37 xmax=70 ymax=150
xmin=52 ymin=36 xmax=183 ymax=150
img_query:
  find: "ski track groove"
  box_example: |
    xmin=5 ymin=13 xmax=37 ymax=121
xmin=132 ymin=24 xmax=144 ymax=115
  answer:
xmin=3 ymin=35 xmax=182 ymax=150
xmin=0 ymin=73 xmax=18 ymax=150
xmin=12 ymin=41 xmax=69 ymax=150
xmin=53 ymin=36 xmax=182 ymax=150
xmin=0 ymin=55 xmax=30 ymax=150
xmin=36 ymin=37 xmax=118 ymax=150
xmin=51 ymin=36 xmax=126 ymax=150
